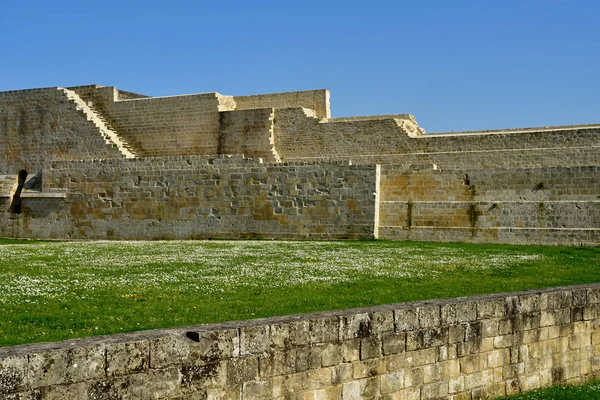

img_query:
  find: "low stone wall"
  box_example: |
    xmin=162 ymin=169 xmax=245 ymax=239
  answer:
xmin=2 ymin=284 xmax=600 ymax=399
xmin=0 ymin=156 xmax=377 ymax=240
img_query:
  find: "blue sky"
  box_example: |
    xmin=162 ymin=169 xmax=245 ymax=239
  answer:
xmin=1 ymin=0 xmax=598 ymax=132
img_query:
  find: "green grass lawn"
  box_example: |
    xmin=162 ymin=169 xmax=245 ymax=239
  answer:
xmin=500 ymin=380 xmax=600 ymax=399
xmin=0 ymin=239 xmax=598 ymax=347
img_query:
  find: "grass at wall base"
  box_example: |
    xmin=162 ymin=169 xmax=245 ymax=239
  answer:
xmin=0 ymin=239 xmax=598 ymax=347
xmin=500 ymin=379 xmax=600 ymax=399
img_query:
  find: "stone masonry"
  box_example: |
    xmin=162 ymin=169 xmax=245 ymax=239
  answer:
xmin=0 ymin=84 xmax=598 ymax=244
xmin=3 ymin=284 xmax=600 ymax=399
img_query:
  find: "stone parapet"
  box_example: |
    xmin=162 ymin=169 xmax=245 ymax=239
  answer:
xmin=2 ymin=283 xmax=600 ymax=399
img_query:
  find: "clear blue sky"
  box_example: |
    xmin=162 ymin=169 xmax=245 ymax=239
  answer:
xmin=1 ymin=0 xmax=598 ymax=132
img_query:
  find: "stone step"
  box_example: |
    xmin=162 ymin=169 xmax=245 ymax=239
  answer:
xmin=60 ymin=88 xmax=137 ymax=158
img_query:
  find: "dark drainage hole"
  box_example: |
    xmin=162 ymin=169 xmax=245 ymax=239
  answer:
xmin=186 ymin=331 xmax=200 ymax=342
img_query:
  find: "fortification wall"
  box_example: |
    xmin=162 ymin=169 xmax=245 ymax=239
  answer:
xmin=0 ymin=88 xmax=127 ymax=174
xmin=0 ymin=156 xmax=376 ymax=240
xmin=378 ymin=165 xmax=600 ymax=245
xmin=273 ymin=108 xmax=600 ymax=169
xmin=337 ymin=147 xmax=600 ymax=170
xmin=69 ymin=85 xmax=231 ymax=157
xmin=234 ymin=89 xmax=330 ymax=119
xmin=218 ymin=108 xmax=279 ymax=161
xmin=3 ymin=284 xmax=600 ymax=399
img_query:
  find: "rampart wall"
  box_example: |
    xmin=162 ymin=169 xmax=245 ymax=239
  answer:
xmin=233 ymin=89 xmax=330 ymax=119
xmin=70 ymin=85 xmax=232 ymax=157
xmin=0 ymin=156 xmax=377 ymax=240
xmin=0 ymin=88 xmax=128 ymax=174
xmin=377 ymin=165 xmax=600 ymax=245
xmin=68 ymin=86 xmax=331 ymax=158
xmin=3 ymin=284 xmax=600 ymax=399
xmin=273 ymin=108 xmax=600 ymax=169
xmin=218 ymin=108 xmax=279 ymax=162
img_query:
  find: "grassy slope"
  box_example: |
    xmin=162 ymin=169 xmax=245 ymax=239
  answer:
xmin=0 ymin=240 xmax=598 ymax=347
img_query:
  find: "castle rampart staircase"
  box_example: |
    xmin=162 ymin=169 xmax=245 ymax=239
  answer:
xmin=60 ymin=88 xmax=137 ymax=158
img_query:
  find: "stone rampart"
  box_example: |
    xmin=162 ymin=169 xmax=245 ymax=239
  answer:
xmin=3 ymin=284 xmax=600 ymax=399
xmin=234 ymin=89 xmax=330 ymax=119
xmin=377 ymin=165 xmax=600 ymax=245
xmin=273 ymin=108 xmax=600 ymax=169
xmin=0 ymin=156 xmax=377 ymax=240
xmin=0 ymin=88 xmax=128 ymax=174
xmin=69 ymin=85 xmax=229 ymax=157
xmin=218 ymin=108 xmax=279 ymax=161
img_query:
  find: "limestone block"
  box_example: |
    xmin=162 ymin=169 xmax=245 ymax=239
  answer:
xmin=339 ymin=313 xmax=371 ymax=340
xmin=394 ymin=309 xmax=418 ymax=332
xmin=27 ymin=344 xmax=105 ymax=387
xmin=105 ymin=340 xmax=148 ymax=377
xmin=417 ymin=306 xmax=441 ymax=329
xmin=382 ymin=332 xmax=406 ymax=355
xmin=406 ymin=327 xmax=448 ymax=351
xmin=360 ymin=337 xmax=381 ymax=360
xmin=227 ymin=357 xmax=258 ymax=386
xmin=42 ymin=382 xmax=88 ymax=400
xmin=321 ymin=344 xmax=342 ymax=367
xmin=181 ymin=362 xmax=227 ymax=391
xmin=309 ymin=317 xmax=340 ymax=344
xmin=240 ymin=325 xmax=271 ymax=356
xmin=0 ymin=390 xmax=42 ymax=400
xmin=380 ymin=370 xmax=405 ymax=394
xmin=0 ymin=354 xmax=29 ymax=394
xmin=340 ymin=340 xmax=360 ymax=363
xmin=242 ymin=379 xmax=272 ymax=398
xmin=370 ymin=310 xmax=395 ymax=336
xmin=540 ymin=291 xmax=573 ymax=310
xmin=259 ymin=349 xmax=296 ymax=377
xmin=441 ymin=302 xmax=477 ymax=325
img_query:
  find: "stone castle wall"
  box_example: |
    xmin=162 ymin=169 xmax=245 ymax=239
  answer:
xmin=218 ymin=108 xmax=279 ymax=162
xmin=3 ymin=284 xmax=600 ymax=399
xmin=0 ymin=156 xmax=377 ymax=240
xmin=234 ymin=89 xmax=331 ymax=119
xmin=273 ymin=108 xmax=600 ymax=169
xmin=0 ymin=85 xmax=598 ymax=244
xmin=68 ymin=86 xmax=330 ymax=159
xmin=0 ymin=88 xmax=128 ymax=174
xmin=377 ymin=165 xmax=600 ymax=245
xmin=69 ymin=85 xmax=230 ymax=157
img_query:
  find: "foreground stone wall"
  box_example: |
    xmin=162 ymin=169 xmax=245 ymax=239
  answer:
xmin=0 ymin=88 xmax=128 ymax=174
xmin=377 ymin=165 xmax=600 ymax=245
xmin=2 ymin=284 xmax=600 ymax=399
xmin=0 ymin=156 xmax=376 ymax=240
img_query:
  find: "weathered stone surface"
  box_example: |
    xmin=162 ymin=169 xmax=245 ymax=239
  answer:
xmin=0 ymin=283 xmax=599 ymax=400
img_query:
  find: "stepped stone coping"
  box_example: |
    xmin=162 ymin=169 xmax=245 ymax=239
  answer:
xmin=430 ymin=123 xmax=600 ymax=136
